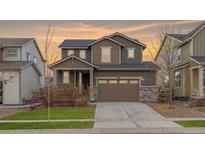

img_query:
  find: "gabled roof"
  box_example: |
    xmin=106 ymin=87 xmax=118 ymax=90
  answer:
xmin=0 ymin=38 xmax=34 ymax=47
xmin=190 ymin=56 xmax=205 ymax=64
xmin=59 ymin=39 xmax=96 ymax=48
xmin=0 ymin=61 xmax=41 ymax=75
xmin=59 ymin=32 xmax=146 ymax=49
xmin=87 ymin=36 xmax=125 ymax=47
xmin=166 ymin=22 xmax=205 ymax=42
xmin=109 ymin=32 xmax=146 ymax=48
xmin=155 ymin=22 xmax=205 ymax=61
xmin=97 ymin=62 xmax=159 ymax=70
xmin=48 ymin=54 xmax=97 ymax=68
xmin=0 ymin=38 xmax=46 ymax=62
xmin=166 ymin=34 xmax=187 ymax=41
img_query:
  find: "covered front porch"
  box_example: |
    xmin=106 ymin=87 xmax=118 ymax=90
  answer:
xmin=190 ymin=56 xmax=205 ymax=98
xmin=49 ymin=55 xmax=97 ymax=98
xmin=53 ymin=69 xmax=94 ymax=96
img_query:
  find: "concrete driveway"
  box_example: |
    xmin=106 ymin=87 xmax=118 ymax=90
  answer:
xmin=94 ymin=102 xmax=181 ymax=129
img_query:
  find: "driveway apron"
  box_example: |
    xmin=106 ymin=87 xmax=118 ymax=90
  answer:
xmin=94 ymin=102 xmax=181 ymax=129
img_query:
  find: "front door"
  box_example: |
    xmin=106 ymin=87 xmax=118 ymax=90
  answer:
xmin=82 ymin=73 xmax=90 ymax=89
xmin=0 ymin=81 xmax=3 ymax=104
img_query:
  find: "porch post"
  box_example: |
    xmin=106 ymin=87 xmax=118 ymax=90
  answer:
xmin=79 ymin=72 xmax=82 ymax=95
xmin=53 ymin=69 xmax=57 ymax=85
xmin=198 ymin=67 xmax=204 ymax=97
xmin=190 ymin=69 xmax=193 ymax=96
xmin=89 ymin=68 xmax=94 ymax=97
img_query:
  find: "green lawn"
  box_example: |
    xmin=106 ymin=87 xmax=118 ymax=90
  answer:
xmin=0 ymin=122 xmax=94 ymax=130
xmin=0 ymin=107 xmax=95 ymax=120
xmin=175 ymin=120 xmax=205 ymax=127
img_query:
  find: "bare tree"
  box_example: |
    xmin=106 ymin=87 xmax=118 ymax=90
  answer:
xmin=147 ymin=24 xmax=181 ymax=108
xmin=44 ymin=21 xmax=56 ymax=78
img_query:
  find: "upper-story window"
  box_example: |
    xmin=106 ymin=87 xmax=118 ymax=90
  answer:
xmin=79 ymin=50 xmax=86 ymax=59
xmin=176 ymin=48 xmax=181 ymax=63
xmin=34 ymin=56 xmax=37 ymax=64
xmin=27 ymin=53 xmax=31 ymax=61
xmin=101 ymin=47 xmax=111 ymax=63
xmin=5 ymin=49 xmax=17 ymax=57
xmin=67 ymin=50 xmax=74 ymax=56
xmin=127 ymin=48 xmax=135 ymax=58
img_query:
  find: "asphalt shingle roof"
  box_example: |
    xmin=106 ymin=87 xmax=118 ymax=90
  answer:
xmin=0 ymin=61 xmax=31 ymax=70
xmin=0 ymin=38 xmax=33 ymax=46
xmin=191 ymin=56 xmax=205 ymax=63
xmin=97 ymin=62 xmax=159 ymax=70
xmin=59 ymin=39 xmax=96 ymax=48
xmin=167 ymin=22 xmax=205 ymax=41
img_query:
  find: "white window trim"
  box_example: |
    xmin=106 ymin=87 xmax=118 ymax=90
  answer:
xmin=4 ymin=49 xmax=17 ymax=57
xmin=79 ymin=50 xmax=86 ymax=59
xmin=68 ymin=50 xmax=74 ymax=56
xmin=63 ymin=71 xmax=70 ymax=84
xmin=127 ymin=48 xmax=135 ymax=58
xmin=175 ymin=71 xmax=182 ymax=88
xmin=176 ymin=48 xmax=181 ymax=63
xmin=101 ymin=46 xmax=111 ymax=63
xmin=27 ymin=53 xmax=31 ymax=61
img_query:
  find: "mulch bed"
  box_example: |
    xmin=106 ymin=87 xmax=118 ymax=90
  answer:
xmin=145 ymin=100 xmax=205 ymax=118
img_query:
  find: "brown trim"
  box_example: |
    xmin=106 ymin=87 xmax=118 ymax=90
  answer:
xmin=49 ymin=54 xmax=97 ymax=68
xmin=88 ymin=36 xmax=125 ymax=47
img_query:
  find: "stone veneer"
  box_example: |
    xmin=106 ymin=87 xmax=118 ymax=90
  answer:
xmin=139 ymin=86 xmax=159 ymax=102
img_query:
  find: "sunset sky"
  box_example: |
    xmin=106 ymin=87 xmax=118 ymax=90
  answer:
xmin=0 ymin=20 xmax=203 ymax=63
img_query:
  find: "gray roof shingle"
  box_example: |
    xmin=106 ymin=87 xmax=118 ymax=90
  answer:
xmin=167 ymin=22 xmax=205 ymax=41
xmin=0 ymin=61 xmax=31 ymax=70
xmin=59 ymin=39 xmax=96 ymax=48
xmin=191 ymin=56 xmax=205 ymax=63
xmin=97 ymin=62 xmax=159 ymax=70
xmin=0 ymin=38 xmax=33 ymax=46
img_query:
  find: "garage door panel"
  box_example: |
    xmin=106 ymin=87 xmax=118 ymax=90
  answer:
xmin=98 ymin=79 xmax=139 ymax=102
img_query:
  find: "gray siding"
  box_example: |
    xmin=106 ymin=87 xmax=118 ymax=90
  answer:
xmin=61 ymin=49 xmax=91 ymax=62
xmin=94 ymin=70 xmax=156 ymax=86
xmin=111 ymin=35 xmax=143 ymax=63
xmin=92 ymin=39 xmax=120 ymax=64
xmin=179 ymin=42 xmax=191 ymax=65
xmin=20 ymin=65 xmax=40 ymax=101
xmin=193 ymin=27 xmax=205 ymax=56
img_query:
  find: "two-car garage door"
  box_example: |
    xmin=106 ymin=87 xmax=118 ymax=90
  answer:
xmin=97 ymin=79 xmax=139 ymax=102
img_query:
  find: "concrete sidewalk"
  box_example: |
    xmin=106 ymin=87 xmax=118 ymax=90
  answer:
xmin=0 ymin=119 xmax=94 ymax=123
xmin=0 ymin=128 xmax=205 ymax=134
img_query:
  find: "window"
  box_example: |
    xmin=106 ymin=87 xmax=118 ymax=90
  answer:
xmin=101 ymin=47 xmax=111 ymax=63
xmin=127 ymin=48 xmax=135 ymax=58
xmin=63 ymin=71 xmax=70 ymax=84
xmin=129 ymin=80 xmax=138 ymax=84
xmin=108 ymin=80 xmax=117 ymax=84
xmin=5 ymin=49 xmax=17 ymax=57
xmin=119 ymin=80 xmax=128 ymax=84
xmin=98 ymin=80 xmax=107 ymax=84
xmin=175 ymin=71 xmax=182 ymax=87
xmin=203 ymin=70 xmax=205 ymax=87
xmin=79 ymin=50 xmax=86 ymax=59
xmin=27 ymin=53 xmax=31 ymax=61
xmin=34 ymin=57 xmax=37 ymax=64
xmin=176 ymin=48 xmax=181 ymax=63
xmin=67 ymin=50 xmax=74 ymax=56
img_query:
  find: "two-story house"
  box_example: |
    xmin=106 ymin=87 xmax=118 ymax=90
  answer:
xmin=49 ymin=32 xmax=159 ymax=102
xmin=0 ymin=38 xmax=45 ymax=105
xmin=155 ymin=22 xmax=205 ymax=99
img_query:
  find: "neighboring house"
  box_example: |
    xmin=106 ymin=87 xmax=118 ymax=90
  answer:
xmin=49 ymin=32 xmax=159 ymax=102
xmin=0 ymin=38 xmax=45 ymax=105
xmin=155 ymin=22 xmax=205 ymax=98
